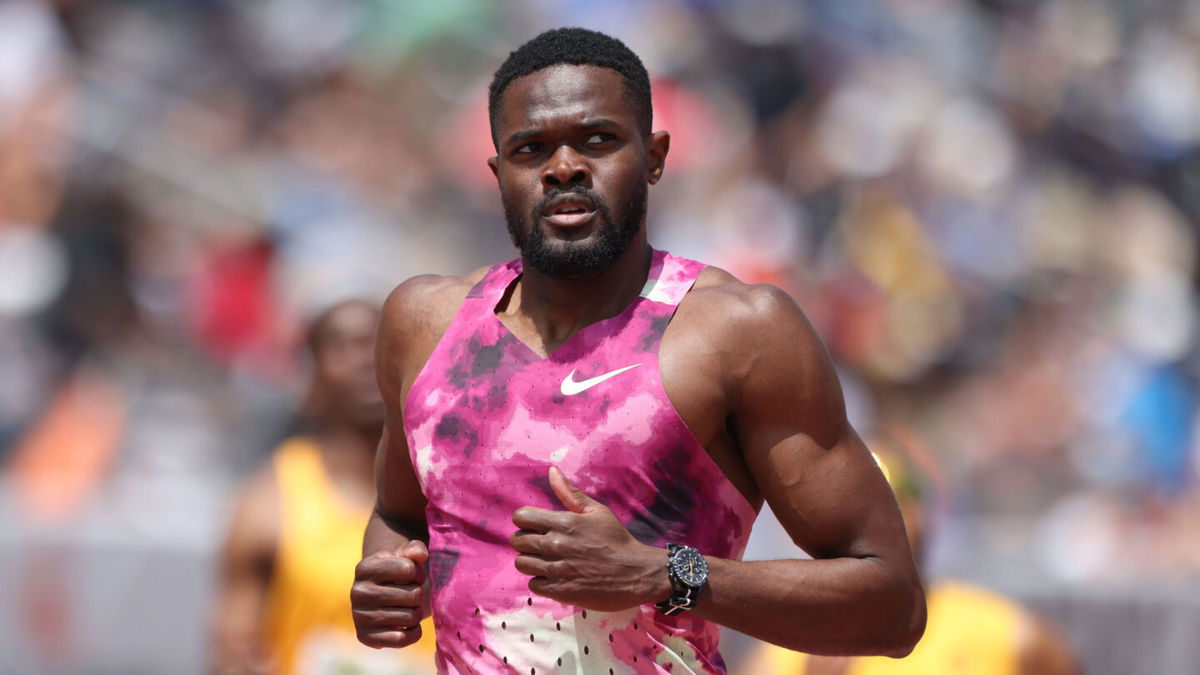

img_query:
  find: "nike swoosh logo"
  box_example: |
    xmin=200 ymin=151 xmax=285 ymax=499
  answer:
xmin=560 ymin=364 xmax=642 ymax=396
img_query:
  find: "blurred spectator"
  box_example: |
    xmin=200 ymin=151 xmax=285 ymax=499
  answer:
xmin=212 ymin=299 xmax=436 ymax=675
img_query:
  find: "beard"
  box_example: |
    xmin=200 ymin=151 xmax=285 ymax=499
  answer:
xmin=504 ymin=182 xmax=646 ymax=278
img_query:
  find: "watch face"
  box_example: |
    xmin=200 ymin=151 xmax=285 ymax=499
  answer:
xmin=670 ymin=547 xmax=708 ymax=587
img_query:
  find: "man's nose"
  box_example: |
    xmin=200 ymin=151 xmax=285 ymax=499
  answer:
xmin=542 ymin=145 xmax=590 ymax=188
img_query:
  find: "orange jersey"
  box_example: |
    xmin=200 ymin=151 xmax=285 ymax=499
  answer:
xmin=262 ymin=437 xmax=436 ymax=674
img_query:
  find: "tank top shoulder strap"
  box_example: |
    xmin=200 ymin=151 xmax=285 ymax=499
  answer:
xmin=462 ymin=259 xmax=522 ymax=309
xmin=638 ymin=249 xmax=706 ymax=308
xmin=420 ymin=260 xmax=520 ymax=349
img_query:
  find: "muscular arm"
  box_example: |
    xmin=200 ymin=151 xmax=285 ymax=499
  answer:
xmin=509 ymin=279 xmax=926 ymax=656
xmin=688 ymin=283 xmax=925 ymax=656
xmin=211 ymin=469 xmax=279 ymax=675
xmin=365 ymin=270 xmax=481 ymax=549
xmin=353 ymin=272 xmax=478 ymax=648
xmin=362 ymin=277 xmax=449 ymax=556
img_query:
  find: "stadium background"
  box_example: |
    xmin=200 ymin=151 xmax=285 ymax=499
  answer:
xmin=1 ymin=0 xmax=1199 ymax=673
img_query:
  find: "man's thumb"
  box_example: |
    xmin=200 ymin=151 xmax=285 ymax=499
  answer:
xmin=399 ymin=539 xmax=429 ymax=563
xmin=549 ymin=466 xmax=596 ymax=514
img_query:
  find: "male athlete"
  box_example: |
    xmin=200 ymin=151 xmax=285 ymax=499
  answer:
xmin=214 ymin=300 xmax=435 ymax=674
xmin=351 ymin=28 xmax=925 ymax=673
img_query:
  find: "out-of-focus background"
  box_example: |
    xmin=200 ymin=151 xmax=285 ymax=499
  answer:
xmin=1 ymin=0 xmax=1198 ymax=673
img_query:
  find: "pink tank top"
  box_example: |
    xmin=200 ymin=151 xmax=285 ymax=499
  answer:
xmin=404 ymin=249 xmax=757 ymax=674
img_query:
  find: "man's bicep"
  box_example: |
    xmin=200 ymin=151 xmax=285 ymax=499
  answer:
xmin=730 ymin=287 xmax=905 ymax=559
xmin=371 ymin=271 xmax=476 ymax=531
xmin=748 ymin=429 xmax=904 ymax=560
xmin=374 ymin=425 xmax=427 ymax=523
xmin=373 ymin=278 xmax=436 ymax=523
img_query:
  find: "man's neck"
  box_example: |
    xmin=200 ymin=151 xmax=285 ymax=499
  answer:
xmin=506 ymin=240 xmax=653 ymax=354
xmin=313 ymin=421 xmax=378 ymax=489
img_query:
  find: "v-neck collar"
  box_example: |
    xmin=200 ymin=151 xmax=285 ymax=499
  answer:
xmin=487 ymin=250 xmax=666 ymax=362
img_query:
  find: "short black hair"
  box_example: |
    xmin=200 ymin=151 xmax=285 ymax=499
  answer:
xmin=488 ymin=27 xmax=652 ymax=149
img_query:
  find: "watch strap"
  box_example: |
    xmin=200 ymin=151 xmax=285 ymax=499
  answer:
xmin=655 ymin=584 xmax=699 ymax=615
xmin=655 ymin=543 xmax=705 ymax=615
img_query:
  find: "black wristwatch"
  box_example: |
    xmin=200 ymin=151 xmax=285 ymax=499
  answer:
xmin=655 ymin=543 xmax=708 ymax=615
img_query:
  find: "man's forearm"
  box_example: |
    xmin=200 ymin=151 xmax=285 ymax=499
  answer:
xmin=691 ymin=556 xmax=925 ymax=657
xmin=362 ymin=506 xmax=428 ymax=557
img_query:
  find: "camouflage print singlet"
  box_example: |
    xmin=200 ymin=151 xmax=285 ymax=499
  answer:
xmin=403 ymin=249 xmax=757 ymax=674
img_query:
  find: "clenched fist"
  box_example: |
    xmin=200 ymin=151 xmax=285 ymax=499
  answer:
xmin=351 ymin=539 xmax=431 ymax=648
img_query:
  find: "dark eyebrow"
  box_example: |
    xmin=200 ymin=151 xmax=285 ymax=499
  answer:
xmin=505 ymin=129 xmax=541 ymax=148
xmin=578 ymin=119 xmax=620 ymax=131
xmin=504 ymin=119 xmax=622 ymax=148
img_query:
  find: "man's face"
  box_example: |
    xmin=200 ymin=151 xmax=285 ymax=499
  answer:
xmin=488 ymin=65 xmax=668 ymax=277
xmin=312 ymin=302 xmax=383 ymax=428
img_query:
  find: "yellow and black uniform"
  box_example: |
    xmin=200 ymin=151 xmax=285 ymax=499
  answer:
xmin=745 ymin=581 xmax=1024 ymax=675
xmin=262 ymin=437 xmax=436 ymax=675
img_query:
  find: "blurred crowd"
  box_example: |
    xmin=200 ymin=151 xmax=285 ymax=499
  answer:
xmin=1 ymin=0 xmax=1199 ymax=671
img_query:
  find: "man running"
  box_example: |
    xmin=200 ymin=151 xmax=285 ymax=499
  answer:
xmin=352 ymin=28 xmax=925 ymax=674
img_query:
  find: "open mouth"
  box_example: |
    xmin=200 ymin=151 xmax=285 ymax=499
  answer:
xmin=542 ymin=195 xmax=597 ymax=227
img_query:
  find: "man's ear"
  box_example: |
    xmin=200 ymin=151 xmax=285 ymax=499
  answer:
xmin=487 ymin=155 xmax=499 ymax=179
xmin=647 ymin=130 xmax=670 ymax=185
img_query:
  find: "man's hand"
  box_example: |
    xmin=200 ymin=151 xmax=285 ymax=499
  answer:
xmin=510 ymin=466 xmax=670 ymax=611
xmin=351 ymin=539 xmax=431 ymax=648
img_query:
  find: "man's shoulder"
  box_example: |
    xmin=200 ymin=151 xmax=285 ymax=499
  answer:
xmin=683 ymin=265 xmax=808 ymax=335
xmin=676 ymin=264 xmax=829 ymax=381
xmin=385 ymin=267 xmax=491 ymax=312
xmin=380 ymin=266 xmax=494 ymax=338
xmin=225 ymin=453 xmax=284 ymax=558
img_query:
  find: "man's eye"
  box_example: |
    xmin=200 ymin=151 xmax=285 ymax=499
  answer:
xmin=515 ymin=143 xmax=542 ymax=155
xmin=586 ymin=133 xmax=613 ymax=145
